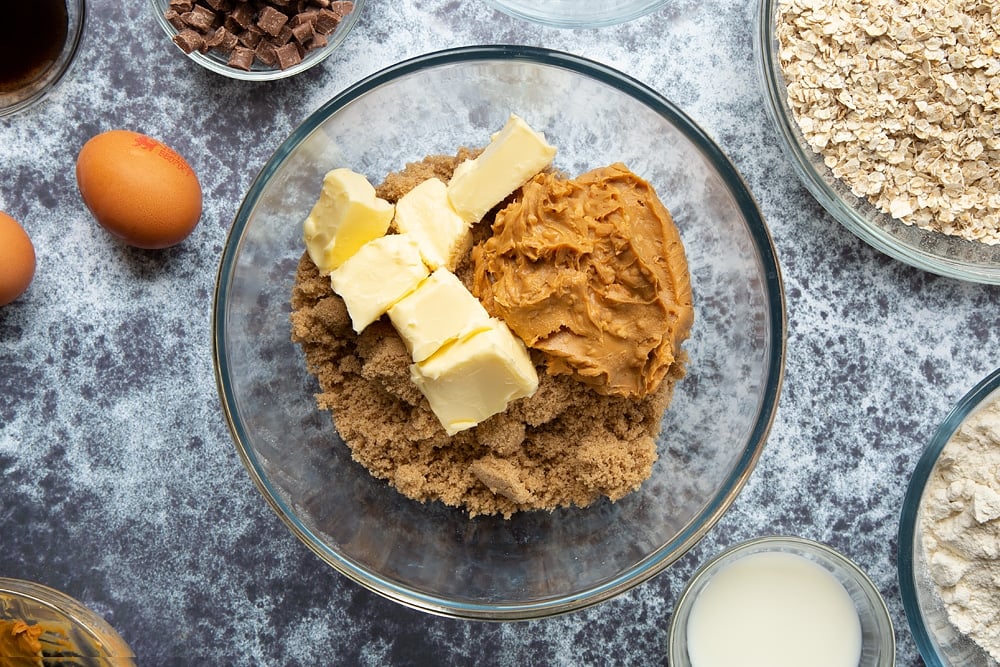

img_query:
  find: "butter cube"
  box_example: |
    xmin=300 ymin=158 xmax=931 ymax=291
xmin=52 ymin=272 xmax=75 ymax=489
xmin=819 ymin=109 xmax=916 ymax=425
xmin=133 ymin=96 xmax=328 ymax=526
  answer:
xmin=392 ymin=178 xmax=471 ymax=270
xmin=447 ymin=114 xmax=557 ymax=223
xmin=330 ymin=234 xmax=429 ymax=332
xmin=303 ymin=168 xmax=395 ymax=274
xmin=388 ymin=268 xmax=492 ymax=363
xmin=410 ymin=320 xmax=538 ymax=435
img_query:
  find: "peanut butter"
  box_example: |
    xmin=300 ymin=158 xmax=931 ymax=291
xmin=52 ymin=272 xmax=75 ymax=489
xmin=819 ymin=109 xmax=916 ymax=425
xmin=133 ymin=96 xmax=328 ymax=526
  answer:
xmin=472 ymin=163 xmax=693 ymax=398
xmin=0 ymin=620 xmax=42 ymax=667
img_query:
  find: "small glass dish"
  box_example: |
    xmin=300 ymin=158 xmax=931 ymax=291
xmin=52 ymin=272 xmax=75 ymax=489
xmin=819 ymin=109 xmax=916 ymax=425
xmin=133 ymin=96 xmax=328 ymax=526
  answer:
xmin=755 ymin=0 xmax=1000 ymax=284
xmin=668 ymin=536 xmax=895 ymax=666
xmin=483 ymin=0 xmax=668 ymax=28
xmin=0 ymin=0 xmax=85 ymax=118
xmin=0 ymin=577 xmax=135 ymax=663
xmin=898 ymin=367 xmax=1000 ymax=666
xmin=148 ymin=0 xmax=365 ymax=81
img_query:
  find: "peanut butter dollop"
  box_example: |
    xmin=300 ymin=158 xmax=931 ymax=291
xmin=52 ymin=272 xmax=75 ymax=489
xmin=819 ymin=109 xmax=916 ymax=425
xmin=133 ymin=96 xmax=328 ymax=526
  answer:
xmin=472 ymin=163 xmax=694 ymax=398
xmin=0 ymin=620 xmax=43 ymax=667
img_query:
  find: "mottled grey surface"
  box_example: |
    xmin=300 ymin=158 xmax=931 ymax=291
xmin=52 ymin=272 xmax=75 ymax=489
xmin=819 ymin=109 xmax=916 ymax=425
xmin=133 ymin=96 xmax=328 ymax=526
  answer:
xmin=1 ymin=1 xmax=998 ymax=665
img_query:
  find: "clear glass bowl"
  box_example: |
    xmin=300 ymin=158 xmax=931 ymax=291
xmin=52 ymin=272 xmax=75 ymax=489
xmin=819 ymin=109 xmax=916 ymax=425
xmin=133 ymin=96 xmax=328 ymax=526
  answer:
xmin=0 ymin=0 xmax=85 ymax=117
xmin=148 ymin=0 xmax=365 ymax=81
xmin=483 ymin=0 xmax=668 ymax=28
xmin=668 ymin=536 xmax=895 ymax=666
xmin=898 ymin=367 xmax=1000 ymax=666
xmin=0 ymin=577 xmax=135 ymax=663
xmin=213 ymin=45 xmax=786 ymax=619
xmin=755 ymin=0 xmax=1000 ymax=284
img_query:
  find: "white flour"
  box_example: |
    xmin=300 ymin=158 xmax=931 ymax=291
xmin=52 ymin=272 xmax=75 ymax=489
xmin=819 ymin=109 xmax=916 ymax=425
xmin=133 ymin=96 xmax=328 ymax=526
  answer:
xmin=922 ymin=391 xmax=1000 ymax=663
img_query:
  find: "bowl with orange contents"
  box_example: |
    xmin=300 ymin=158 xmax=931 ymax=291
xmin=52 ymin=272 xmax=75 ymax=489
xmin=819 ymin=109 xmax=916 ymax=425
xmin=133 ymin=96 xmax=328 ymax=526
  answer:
xmin=213 ymin=45 xmax=786 ymax=618
xmin=0 ymin=578 xmax=134 ymax=663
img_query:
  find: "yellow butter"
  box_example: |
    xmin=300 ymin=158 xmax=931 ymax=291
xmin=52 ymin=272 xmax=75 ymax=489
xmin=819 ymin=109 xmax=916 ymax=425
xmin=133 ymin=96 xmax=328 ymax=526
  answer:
xmin=388 ymin=268 xmax=492 ymax=363
xmin=303 ymin=168 xmax=395 ymax=274
xmin=447 ymin=114 xmax=557 ymax=223
xmin=392 ymin=178 xmax=471 ymax=271
xmin=409 ymin=319 xmax=538 ymax=436
xmin=330 ymin=233 xmax=429 ymax=333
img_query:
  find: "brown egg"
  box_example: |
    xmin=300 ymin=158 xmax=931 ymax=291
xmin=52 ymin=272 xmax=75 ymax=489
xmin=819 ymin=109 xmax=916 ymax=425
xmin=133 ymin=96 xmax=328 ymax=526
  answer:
xmin=0 ymin=211 xmax=36 ymax=306
xmin=76 ymin=130 xmax=203 ymax=249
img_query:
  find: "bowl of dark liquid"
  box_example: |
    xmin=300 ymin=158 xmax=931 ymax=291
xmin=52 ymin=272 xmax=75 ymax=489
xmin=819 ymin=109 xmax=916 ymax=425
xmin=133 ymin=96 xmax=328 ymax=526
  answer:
xmin=0 ymin=0 xmax=85 ymax=117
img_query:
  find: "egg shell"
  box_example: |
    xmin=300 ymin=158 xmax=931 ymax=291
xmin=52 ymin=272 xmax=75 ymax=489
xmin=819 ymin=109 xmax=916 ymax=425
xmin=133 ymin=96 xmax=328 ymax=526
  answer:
xmin=76 ymin=130 xmax=203 ymax=249
xmin=0 ymin=211 xmax=36 ymax=306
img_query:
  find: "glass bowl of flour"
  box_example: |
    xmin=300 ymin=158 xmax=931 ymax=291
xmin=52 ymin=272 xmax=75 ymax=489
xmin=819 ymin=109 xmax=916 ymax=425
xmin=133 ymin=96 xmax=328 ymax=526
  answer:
xmin=899 ymin=367 xmax=1000 ymax=666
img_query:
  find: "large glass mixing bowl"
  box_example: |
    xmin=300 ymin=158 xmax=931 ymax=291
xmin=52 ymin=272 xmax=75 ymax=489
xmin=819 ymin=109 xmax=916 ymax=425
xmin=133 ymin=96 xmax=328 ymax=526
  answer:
xmin=214 ymin=45 xmax=786 ymax=619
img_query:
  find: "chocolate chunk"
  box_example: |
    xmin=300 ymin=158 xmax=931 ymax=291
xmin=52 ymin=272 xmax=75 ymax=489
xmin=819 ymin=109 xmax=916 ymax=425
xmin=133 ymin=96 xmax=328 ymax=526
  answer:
xmin=257 ymin=5 xmax=288 ymax=36
xmin=291 ymin=21 xmax=313 ymax=45
xmin=254 ymin=40 xmax=277 ymax=67
xmin=206 ymin=26 xmax=239 ymax=52
xmin=310 ymin=31 xmax=328 ymax=49
xmin=238 ymin=25 xmax=264 ymax=48
xmin=313 ymin=8 xmax=340 ymax=34
xmin=227 ymin=46 xmax=256 ymax=71
xmin=228 ymin=2 xmax=255 ymax=29
xmin=164 ymin=9 xmax=186 ymax=30
xmin=274 ymin=42 xmax=302 ymax=69
xmin=172 ymin=28 xmax=205 ymax=54
xmin=204 ymin=0 xmax=233 ymax=11
xmin=181 ymin=5 xmax=216 ymax=32
xmin=329 ymin=1 xmax=354 ymax=19
xmin=169 ymin=0 xmax=195 ymax=11
xmin=271 ymin=24 xmax=293 ymax=46
xmin=289 ymin=10 xmax=317 ymax=27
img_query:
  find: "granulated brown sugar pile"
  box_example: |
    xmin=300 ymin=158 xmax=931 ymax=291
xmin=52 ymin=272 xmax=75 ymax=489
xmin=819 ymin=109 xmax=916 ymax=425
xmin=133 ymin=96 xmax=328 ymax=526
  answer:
xmin=290 ymin=153 xmax=686 ymax=518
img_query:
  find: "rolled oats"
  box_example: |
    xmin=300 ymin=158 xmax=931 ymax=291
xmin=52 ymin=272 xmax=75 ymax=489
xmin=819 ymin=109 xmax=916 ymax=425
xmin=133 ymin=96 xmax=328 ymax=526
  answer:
xmin=777 ymin=0 xmax=1000 ymax=244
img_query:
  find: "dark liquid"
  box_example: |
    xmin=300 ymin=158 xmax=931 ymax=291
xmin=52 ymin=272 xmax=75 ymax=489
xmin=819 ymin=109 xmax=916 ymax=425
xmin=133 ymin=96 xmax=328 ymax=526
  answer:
xmin=0 ymin=0 xmax=69 ymax=93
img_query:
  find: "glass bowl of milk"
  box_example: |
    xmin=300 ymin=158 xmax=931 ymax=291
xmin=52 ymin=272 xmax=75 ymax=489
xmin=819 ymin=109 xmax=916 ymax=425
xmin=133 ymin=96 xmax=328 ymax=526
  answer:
xmin=668 ymin=536 xmax=895 ymax=667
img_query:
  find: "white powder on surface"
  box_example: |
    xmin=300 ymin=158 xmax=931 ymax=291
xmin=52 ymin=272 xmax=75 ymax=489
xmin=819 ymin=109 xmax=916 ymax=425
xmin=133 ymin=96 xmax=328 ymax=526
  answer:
xmin=922 ymin=391 xmax=1000 ymax=664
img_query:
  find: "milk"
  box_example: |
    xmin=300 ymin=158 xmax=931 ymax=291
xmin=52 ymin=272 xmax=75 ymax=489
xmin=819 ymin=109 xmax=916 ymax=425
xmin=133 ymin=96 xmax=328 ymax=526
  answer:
xmin=685 ymin=550 xmax=863 ymax=667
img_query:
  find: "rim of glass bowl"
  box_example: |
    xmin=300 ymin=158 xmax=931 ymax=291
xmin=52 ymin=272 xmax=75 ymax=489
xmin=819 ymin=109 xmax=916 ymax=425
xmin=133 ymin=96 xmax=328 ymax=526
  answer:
xmin=148 ymin=0 xmax=365 ymax=81
xmin=754 ymin=0 xmax=1000 ymax=285
xmin=482 ymin=0 xmax=668 ymax=28
xmin=667 ymin=536 xmax=896 ymax=665
xmin=213 ymin=45 xmax=787 ymax=620
xmin=0 ymin=577 xmax=135 ymax=659
xmin=0 ymin=0 xmax=86 ymax=118
xmin=897 ymin=367 xmax=1000 ymax=666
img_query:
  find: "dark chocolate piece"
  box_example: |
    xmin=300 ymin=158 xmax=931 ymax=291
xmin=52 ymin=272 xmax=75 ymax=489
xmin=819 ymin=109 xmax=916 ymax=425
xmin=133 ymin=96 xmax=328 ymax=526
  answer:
xmin=228 ymin=2 xmax=255 ymax=29
xmin=181 ymin=5 xmax=216 ymax=32
xmin=329 ymin=1 xmax=353 ymax=19
xmin=205 ymin=26 xmax=239 ymax=52
xmin=257 ymin=5 xmax=288 ymax=35
xmin=291 ymin=21 xmax=313 ymax=45
xmin=164 ymin=8 xmax=186 ymax=30
xmin=227 ymin=45 xmax=256 ymax=70
xmin=274 ymin=41 xmax=301 ymax=69
xmin=238 ymin=25 xmax=264 ymax=48
xmin=254 ymin=40 xmax=277 ymax=66
xmin=172 ymin=28 xmax=205 ymax=54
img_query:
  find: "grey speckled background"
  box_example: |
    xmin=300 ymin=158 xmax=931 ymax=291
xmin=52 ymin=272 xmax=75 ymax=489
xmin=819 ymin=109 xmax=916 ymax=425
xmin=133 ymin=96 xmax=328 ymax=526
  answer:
xmin=2 ymin=1 xmax=999 ymax=665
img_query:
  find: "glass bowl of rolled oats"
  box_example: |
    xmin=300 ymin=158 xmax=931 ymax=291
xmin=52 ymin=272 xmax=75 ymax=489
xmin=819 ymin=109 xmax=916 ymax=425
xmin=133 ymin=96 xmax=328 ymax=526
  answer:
xmin=149 ymin=0 xmax=365 ymax=81
xmin=756 ymin=0 xmax=1000 ymax=284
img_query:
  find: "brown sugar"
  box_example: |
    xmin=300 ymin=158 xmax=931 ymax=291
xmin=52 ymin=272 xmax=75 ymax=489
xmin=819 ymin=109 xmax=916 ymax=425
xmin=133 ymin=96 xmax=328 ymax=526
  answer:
xmin=290 ymin=153 xmax=687 ymax=517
